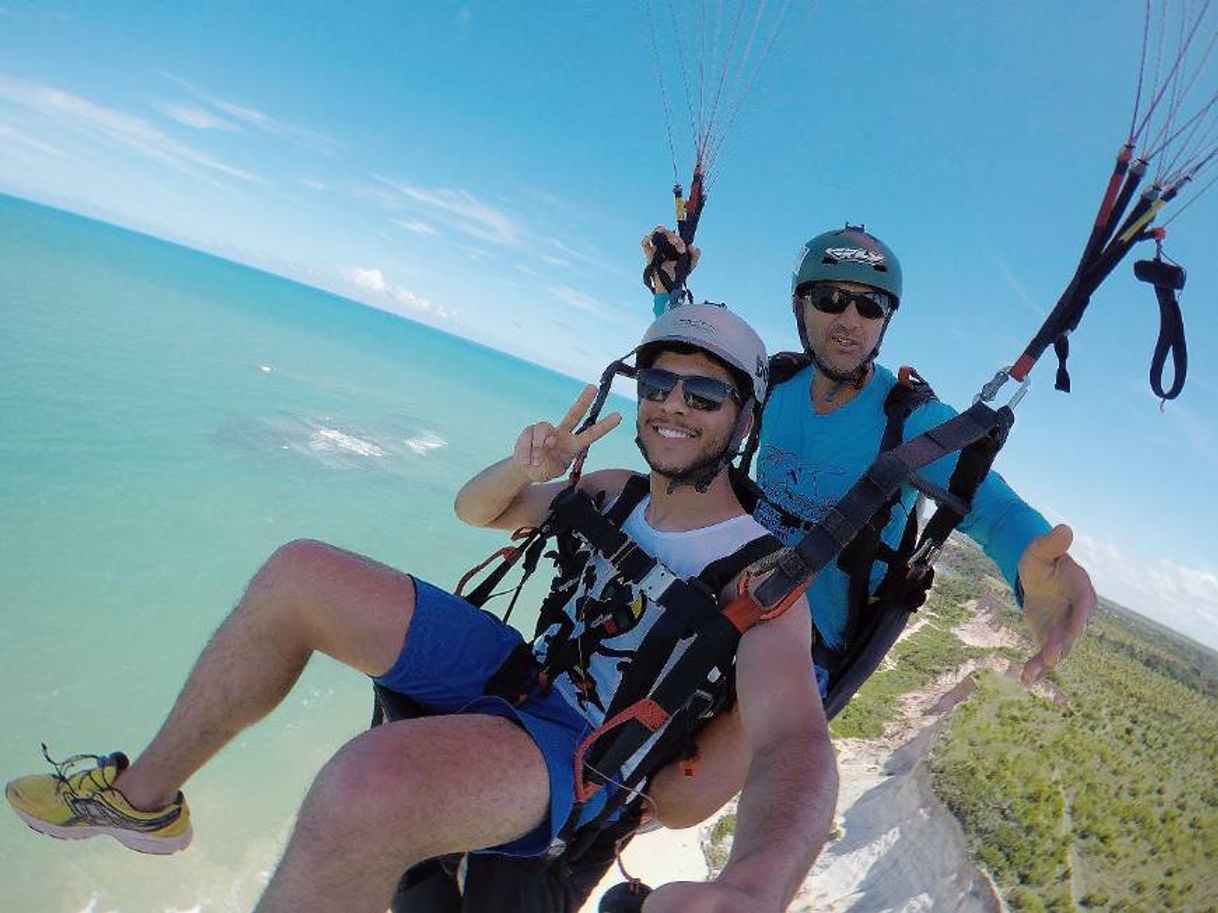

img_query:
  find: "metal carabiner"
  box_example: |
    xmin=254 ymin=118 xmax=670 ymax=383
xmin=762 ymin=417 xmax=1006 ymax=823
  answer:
xmin=974 ymin=365 xmax=1031 ymax=411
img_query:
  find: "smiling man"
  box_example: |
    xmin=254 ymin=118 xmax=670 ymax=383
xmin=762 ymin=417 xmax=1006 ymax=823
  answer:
xmin=7 ymin=303 xmax=837 ymax=913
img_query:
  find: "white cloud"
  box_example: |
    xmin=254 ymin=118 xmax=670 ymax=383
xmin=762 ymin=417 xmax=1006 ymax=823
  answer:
xmin=339 ymin=266 xmax=450 ymax=319
xmin=373 ymin=175 xmax=523 ymax=246
xmin=0 ymin=74 xmax=264 ymax=186
xmin=163 ymin=74 xmax=342 ymax=155
xmin=298 ymin=177 xmax=328 ymax=191
xmin=342 ymin=266 xmax=388 ymax=293
xmin=1072 ymin=531 xmax=1218 ymax=651
xmin=365 ymin=176 xmax=605 ymax=276
xmin=0 ymin=120 xmax=71 ymax=159
xmin=544 ymin=235 xmax=600 ymax=269
xmin=392 ymin=218 xmax=438 ymax=235
xmin=550 ymin=284 xmax=601 ymax=314
xmin=153 ymin=100 xmax=238 ymax=131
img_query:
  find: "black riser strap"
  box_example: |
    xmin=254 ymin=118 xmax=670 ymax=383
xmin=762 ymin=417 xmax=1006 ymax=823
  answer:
xmin=753 ymin=402 xmax=1009 ymax=608
xmin=919 ymin=420 xmax=1006 ymax=544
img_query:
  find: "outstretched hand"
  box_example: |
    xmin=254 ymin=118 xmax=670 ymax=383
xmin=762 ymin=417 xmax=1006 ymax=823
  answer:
xmin=1017 ymin=523 xmax=1096 ymax=684
xmin=512 ymin=385 xmax=621 ymax=483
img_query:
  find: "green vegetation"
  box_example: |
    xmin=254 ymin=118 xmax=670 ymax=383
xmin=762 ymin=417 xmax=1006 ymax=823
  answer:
xmin=704 ymin=812 xmax=737 ymax=874
xmin=824 ymin=537 xmax=1218 ymax=910
xmin=922 ymin=544 xmax=1218 ymax=912
xmin=829 ymin=545 xmax=993 ymax=739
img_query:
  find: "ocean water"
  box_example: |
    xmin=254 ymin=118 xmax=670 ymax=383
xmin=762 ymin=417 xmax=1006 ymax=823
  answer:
xmin=0 ymin=194 xmax=644 ymax=912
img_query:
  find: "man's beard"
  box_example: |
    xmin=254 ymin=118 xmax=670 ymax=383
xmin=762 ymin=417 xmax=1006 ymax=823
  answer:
xmin=812 ymin=330 xmax=870 ymax=378
xmin=635 ymin=418 xmax=734 ymax=482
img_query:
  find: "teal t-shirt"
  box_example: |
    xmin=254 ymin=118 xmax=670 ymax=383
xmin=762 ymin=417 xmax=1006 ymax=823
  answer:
xmin=754 ymin=363 xmax=1050 ymax=648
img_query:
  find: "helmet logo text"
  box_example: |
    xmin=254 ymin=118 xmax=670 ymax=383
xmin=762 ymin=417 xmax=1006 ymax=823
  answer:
xmin=825 ymin=246 xmax=887 ymax=267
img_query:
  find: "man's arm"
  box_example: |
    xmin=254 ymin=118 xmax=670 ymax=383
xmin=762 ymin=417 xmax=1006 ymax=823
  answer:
xmin=646 ymin=596 xmax=836 ymax=912
xmin=905 ymin=399 xmax=1095 ymax=683
xmin=453 ymin=385 xmax=623 ymax=531
xmin=721 ymin=595 xmax=836 ymax=906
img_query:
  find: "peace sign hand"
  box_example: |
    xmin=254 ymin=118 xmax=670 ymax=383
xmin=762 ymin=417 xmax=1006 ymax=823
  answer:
xmin=512 ymin=385 xmax=622 ymax=483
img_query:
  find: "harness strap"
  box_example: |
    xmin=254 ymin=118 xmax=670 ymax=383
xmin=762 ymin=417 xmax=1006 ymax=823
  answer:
xmin=564 ymin=597 xmax=759 ymax=835
xmin=597 ymin=532 xmax=778 ymax=723
xmin=1149 ymin=283 xmax=1187 ymax=400
xmin=698 ymin=534 xmax=784 ymax=592
xmin=737 ymin=351 xmax=810 ymax=478
xmin=556 ymin=533 xmax=784 ymax=848
xmin=751 ymin=401 xmax=1015 ymax=611
xmin=914 ymin=418 xmax=1007 ymax=565
xmin=550 ymin=485 xmax=657 ymax=585
xmin=457 ymin=526 xmax=548 ymax=616
xmin=606 ymin=474 xmax=652 ymax=525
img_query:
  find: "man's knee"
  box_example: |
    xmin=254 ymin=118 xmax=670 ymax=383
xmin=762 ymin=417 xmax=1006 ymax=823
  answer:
xmin=299 ymin=736 xmax=425 ymax=854
xmin=264 ymin=538 xmax=340 ymax=580
xmin=252 ymin=538 xmax=396 ymax=612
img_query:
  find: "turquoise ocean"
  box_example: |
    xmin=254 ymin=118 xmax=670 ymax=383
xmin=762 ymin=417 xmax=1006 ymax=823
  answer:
xmin=0 ymin=193 xmax=644 ymax=912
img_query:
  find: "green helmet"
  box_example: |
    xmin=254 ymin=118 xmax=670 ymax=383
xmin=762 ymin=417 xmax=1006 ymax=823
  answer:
xmin=790 ymin=224 xmax=902 ymax=307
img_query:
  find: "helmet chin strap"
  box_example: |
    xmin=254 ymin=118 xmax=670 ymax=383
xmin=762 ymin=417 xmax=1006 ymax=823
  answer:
xmin=634 ymin=400 xmax=757 ymax=494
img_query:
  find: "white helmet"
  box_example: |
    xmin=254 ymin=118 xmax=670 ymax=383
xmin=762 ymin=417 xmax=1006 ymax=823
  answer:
xmin=635 ymin=302 xmax=768 ymax=402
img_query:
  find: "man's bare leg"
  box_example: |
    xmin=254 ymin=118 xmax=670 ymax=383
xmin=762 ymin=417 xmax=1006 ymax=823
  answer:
xmin=116 ymin=539 xmax=418 ymax=810
xmin=256 ymin=713 xmax=550 ymax=913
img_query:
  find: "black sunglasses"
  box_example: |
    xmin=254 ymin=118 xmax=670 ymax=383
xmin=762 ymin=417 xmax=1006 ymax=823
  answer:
xmin=799 ymin=285 xmax=893 ymax=321
xmin=636 ymin=367 xmax=742 ymax=411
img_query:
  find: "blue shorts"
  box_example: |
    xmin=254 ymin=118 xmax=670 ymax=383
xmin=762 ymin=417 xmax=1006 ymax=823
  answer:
xmin=372 ymin=577 xmax=609 ymax=857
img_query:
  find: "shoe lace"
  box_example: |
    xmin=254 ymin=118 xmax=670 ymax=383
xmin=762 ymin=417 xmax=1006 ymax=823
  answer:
xmin=40 ymin=743 xmax=119 ymax=800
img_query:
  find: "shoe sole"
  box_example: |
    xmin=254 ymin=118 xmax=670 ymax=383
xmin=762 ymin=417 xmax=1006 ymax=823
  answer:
xmin=11 ymin=807 xmax=192 ymax=855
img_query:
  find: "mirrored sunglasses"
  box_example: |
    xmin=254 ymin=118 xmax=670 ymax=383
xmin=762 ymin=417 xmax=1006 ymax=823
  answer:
xmin=636 ymin=367 xmax=741 ymax=411
xmin=799 ymin=285 xmax=893 ymax=321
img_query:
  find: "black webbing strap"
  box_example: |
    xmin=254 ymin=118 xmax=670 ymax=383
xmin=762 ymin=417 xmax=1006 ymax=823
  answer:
xmin=752 ymin=401 xmax=1015 ymax=610
xmin=1135 ymin=257 xmax=1188 ymax=400
xmin=1149 ymin=284 xmax=1187 ymax=400
xmin=550 ymin=486 xmax=657 ymax=584
xmin=461 ymin=529 xmax=549 ymax=615
xmin=560 ymin=606 xmax=746 ymax=851
xmin=915 ymin=411 xmax=1010 ymax=557
xmin=606 ymin=474 xmax=651 ymax=525
xmin=698 ymin=534 xmax=782 ymax=593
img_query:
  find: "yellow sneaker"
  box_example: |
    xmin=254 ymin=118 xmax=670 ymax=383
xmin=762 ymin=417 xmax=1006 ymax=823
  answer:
xmin=5 ymin=746 xmax=192 ymax=854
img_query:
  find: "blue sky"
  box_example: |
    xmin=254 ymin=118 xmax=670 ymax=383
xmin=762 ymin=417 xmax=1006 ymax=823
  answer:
xmin=2 ymin=1 xmax=1217 ymax=649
